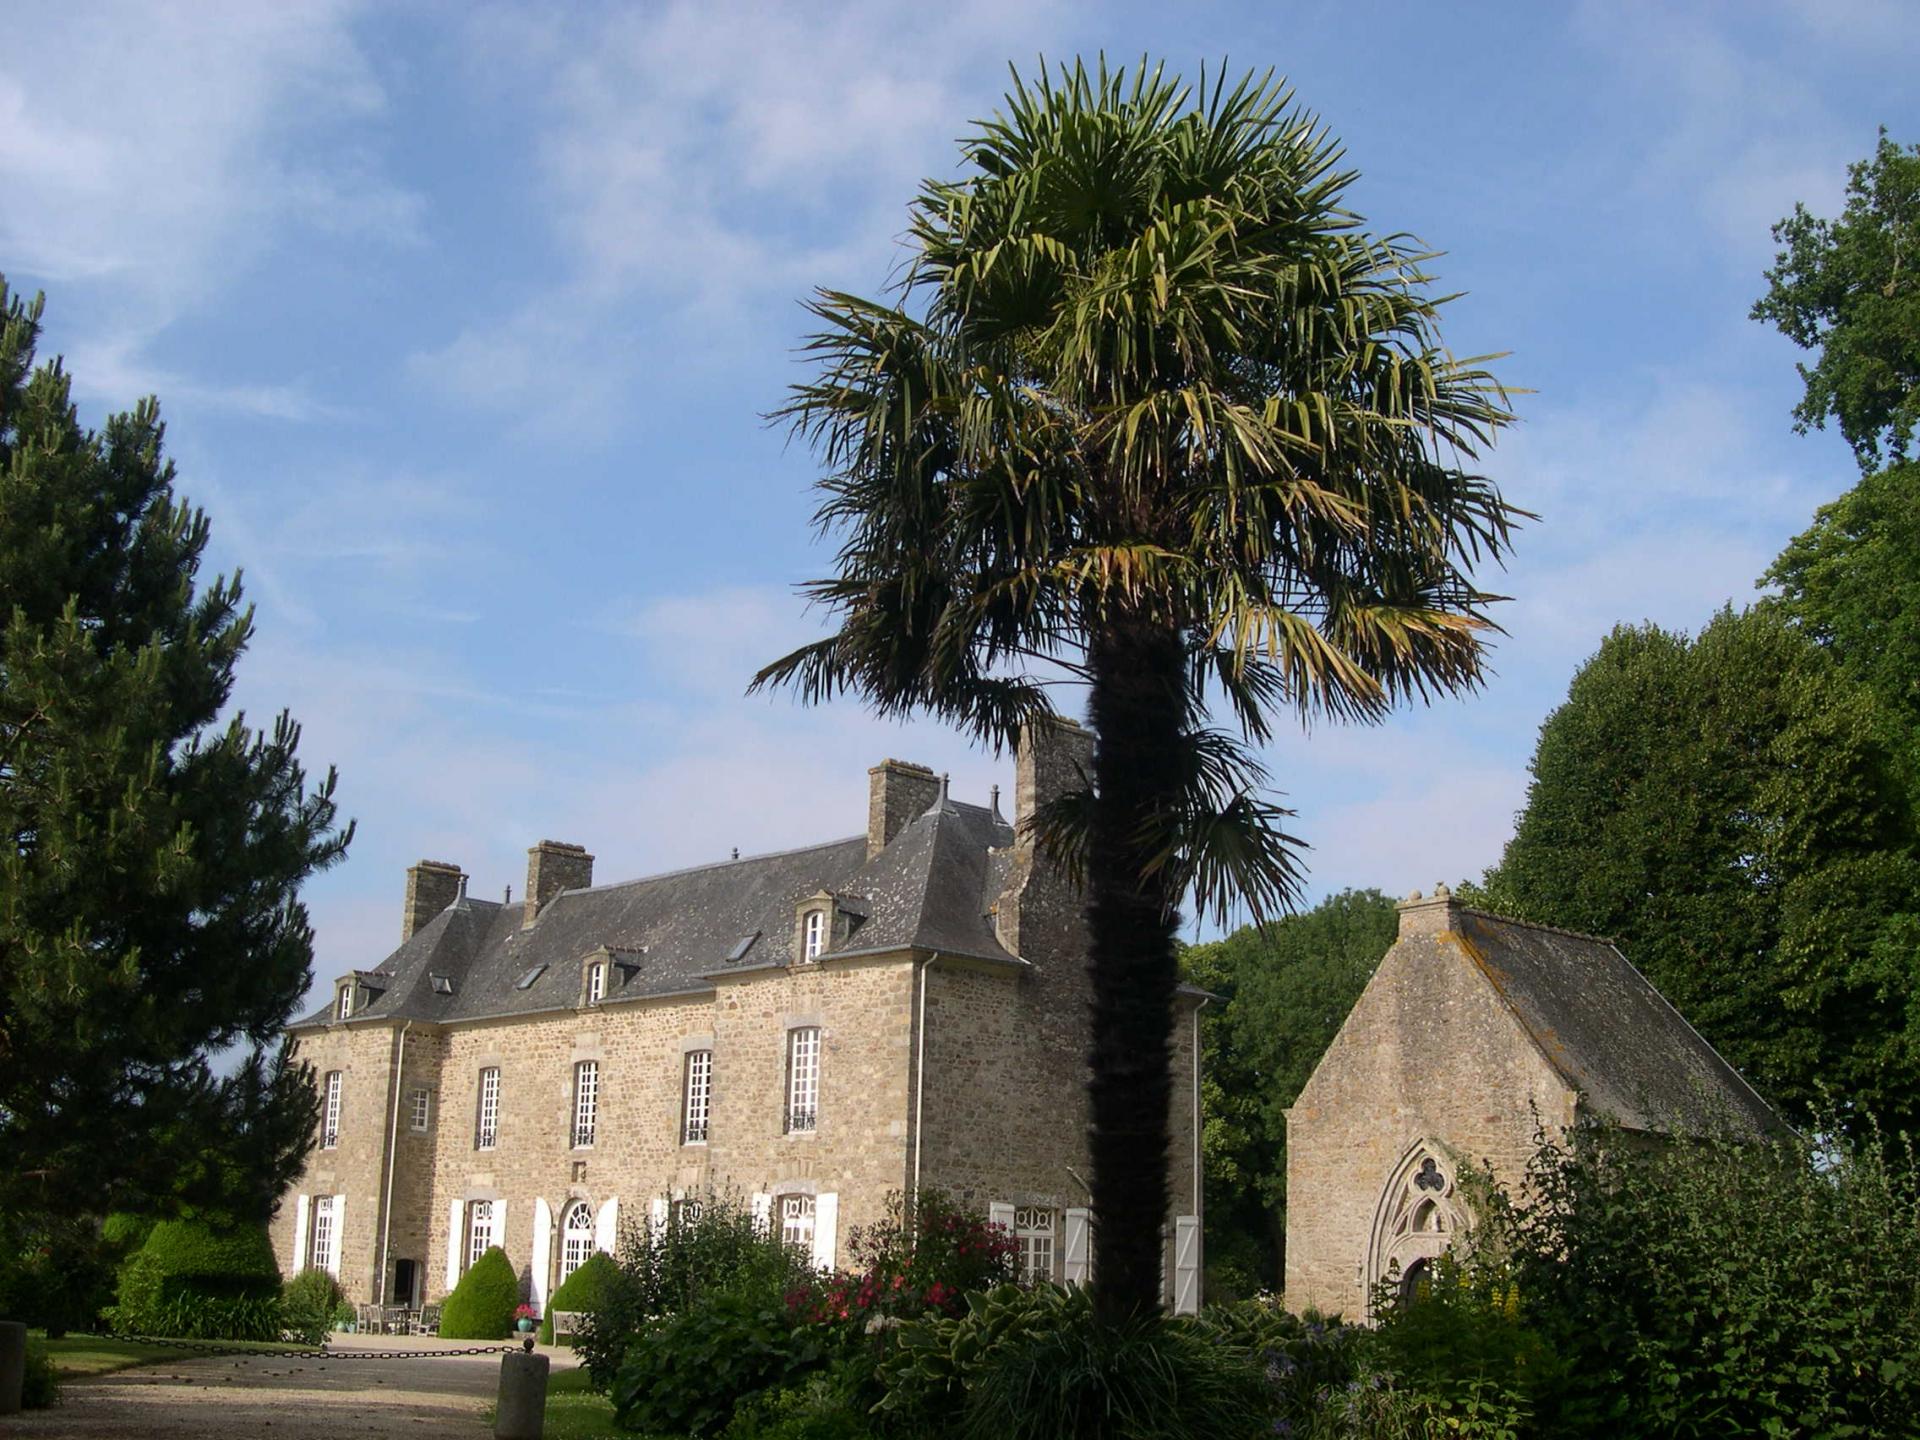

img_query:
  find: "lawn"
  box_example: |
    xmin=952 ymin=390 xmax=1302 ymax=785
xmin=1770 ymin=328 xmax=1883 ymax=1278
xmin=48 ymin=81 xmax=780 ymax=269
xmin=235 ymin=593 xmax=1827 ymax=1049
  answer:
xmin=36 ymin=1333 xmax=306 ymax=1378
xmin=488 ymin=1364 xmax=621 ymax=1440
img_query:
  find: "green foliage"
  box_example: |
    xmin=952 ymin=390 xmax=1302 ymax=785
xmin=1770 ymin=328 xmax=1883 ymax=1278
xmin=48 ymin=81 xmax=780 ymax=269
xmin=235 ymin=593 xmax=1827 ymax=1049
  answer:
xmin=280 ymin=1267 xmax=342 ymax=1345
xmin=722 ymin=1374 xmax=877 ymax=1440
xmin=577 ymin=1192 xmax=816 ymax=1388
xmin=1476 ymin=1123 xmax=1920 ymax=1438
xmin=0 ymin=1210 xmax=120 ymax=1335
xmin=609 ymin=1289 xmax=852 ymax=1439
xmin=539 ymin=1249 xmax=619 ymax=1344
xmin=1182 ymin=890 xmax=1397 ymax=1293
xmin=1471 ymin=608 xmax=1920 ymax=1136
xmin=1753 ymin=130 xmax=1920 ymax=470
xmin=0 ymin=280 xmax=352 ymax=1226
xmin=799 ymin=1190 xmax=1016 ymax=1324
xmin=439 ymin=1245 xmax=519 ymax=1340
xmin=112 ymin=1216 xmax=280 ymax=1337
xmin=22 ymin=1336 xmax=59 ymax=1409
xmin=754 ymin=58 xmax=1521 ymax=1319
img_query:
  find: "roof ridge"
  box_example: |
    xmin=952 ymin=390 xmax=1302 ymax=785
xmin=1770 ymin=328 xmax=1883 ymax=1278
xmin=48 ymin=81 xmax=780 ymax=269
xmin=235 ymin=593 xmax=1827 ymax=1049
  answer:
xmin=548 ymin=833 xmax=868 ymax=902
xmin=1455 ymin=904 xmax=1618 ymax=948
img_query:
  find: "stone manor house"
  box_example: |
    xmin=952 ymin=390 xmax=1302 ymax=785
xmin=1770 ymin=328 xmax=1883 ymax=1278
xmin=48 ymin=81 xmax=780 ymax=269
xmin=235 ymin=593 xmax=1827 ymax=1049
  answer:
xmin=273 ymin=722 xmax=1207 ymax=1315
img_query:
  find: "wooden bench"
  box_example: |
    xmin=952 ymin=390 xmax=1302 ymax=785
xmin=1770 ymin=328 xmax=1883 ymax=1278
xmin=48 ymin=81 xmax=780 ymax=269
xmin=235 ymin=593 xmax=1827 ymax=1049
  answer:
xmin=550 ymin=1310 xmax=585 ymax=1342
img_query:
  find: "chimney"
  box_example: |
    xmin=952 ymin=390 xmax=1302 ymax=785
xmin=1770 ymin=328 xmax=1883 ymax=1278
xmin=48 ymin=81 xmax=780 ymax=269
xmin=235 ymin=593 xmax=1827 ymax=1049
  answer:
xmin=525 ymin=840 xmax=594 ymax=927
xmin=1013 ymin=716 xmax=1094 ymax=849
xmin=993 ymin=716 xmax=1095 ymax=957
xmin=1397 ymin=883 xmax=1461 ymax=940
xmin=402 ymin=860 xmax=465 ymax=943
xmin=867 ymin=759 xmax=941 ymax=859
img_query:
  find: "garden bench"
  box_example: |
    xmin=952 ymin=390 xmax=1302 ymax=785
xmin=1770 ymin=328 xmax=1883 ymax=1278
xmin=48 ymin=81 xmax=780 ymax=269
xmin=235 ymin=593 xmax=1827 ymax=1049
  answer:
xmin=551 ymin=1310 xmax=585 ymax=1342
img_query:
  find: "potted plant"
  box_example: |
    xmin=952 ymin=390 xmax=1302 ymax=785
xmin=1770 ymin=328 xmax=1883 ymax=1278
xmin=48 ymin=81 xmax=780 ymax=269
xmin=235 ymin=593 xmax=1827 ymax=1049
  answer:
xmin=513 ymin=1303 xmax=539 ymax=1335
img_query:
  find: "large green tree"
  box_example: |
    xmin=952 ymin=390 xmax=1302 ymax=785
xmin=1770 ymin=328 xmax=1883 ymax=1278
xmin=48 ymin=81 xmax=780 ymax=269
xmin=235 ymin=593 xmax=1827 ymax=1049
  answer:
xmin=1182 ymin=888 xmax=1396 ymax=1296
xmin=755 ymin=61 xmax=1520 ymax=1319
xmin=1471 ymin=609 xmax=1920 ymax=1136
xmin=0 ymin=283 xmax=352 ymax=1230
xmin=1752 ymin=130 xmax=1920 ymax=471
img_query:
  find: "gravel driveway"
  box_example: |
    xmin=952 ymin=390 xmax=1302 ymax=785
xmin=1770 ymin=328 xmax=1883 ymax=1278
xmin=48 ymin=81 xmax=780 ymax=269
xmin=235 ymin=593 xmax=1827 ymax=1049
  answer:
xmin=2 ymin=1334 xmax=575 ymax=1439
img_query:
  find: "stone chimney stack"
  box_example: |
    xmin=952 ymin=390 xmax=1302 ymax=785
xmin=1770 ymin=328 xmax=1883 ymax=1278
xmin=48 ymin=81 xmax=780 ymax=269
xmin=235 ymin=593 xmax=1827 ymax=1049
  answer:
xmin=1013 ymin=716 xmax=1094 ymax=849
xmin=867 ymin=759 xmax=941 ymax=859
xmin=993 ymin=716 xmax=1095 ymax=957
xmin=525 ymin=841 xmax=594 ymax=928
xmin=402 ymin=860 xmax=465 ymax=943
xmin=1396 ymin=883 xmax=1461 ymax=940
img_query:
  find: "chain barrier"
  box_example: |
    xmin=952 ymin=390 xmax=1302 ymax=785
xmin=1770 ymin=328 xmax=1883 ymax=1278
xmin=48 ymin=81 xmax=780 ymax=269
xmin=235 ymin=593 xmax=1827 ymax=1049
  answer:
xmin=84 ymin=1328 xmax=526 ymax=1362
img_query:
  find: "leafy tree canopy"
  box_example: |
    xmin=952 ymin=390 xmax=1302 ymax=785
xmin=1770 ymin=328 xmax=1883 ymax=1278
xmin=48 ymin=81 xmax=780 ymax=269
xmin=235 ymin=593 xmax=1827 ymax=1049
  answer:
xmin=0 ymin=282 xmax=351 ymax=1228
xmin=1182 ymin=888 xmax=1397 ymax=1295
xmin=1469 ymin=609 xmax=1920 ymax=1136
xmin=1753 ymin=130 xmax=1920 ymax=470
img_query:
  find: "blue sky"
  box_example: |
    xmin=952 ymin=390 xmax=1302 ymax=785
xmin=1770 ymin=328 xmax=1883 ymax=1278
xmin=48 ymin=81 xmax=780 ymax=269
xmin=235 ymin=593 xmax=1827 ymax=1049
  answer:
xmin=5 ymin=0 xmax=1917 ymax=1008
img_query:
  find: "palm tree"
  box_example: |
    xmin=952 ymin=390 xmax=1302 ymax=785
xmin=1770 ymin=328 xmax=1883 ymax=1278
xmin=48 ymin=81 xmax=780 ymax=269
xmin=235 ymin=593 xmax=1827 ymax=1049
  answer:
xmin=755 ymin=59 xmax=1522 ymax=1321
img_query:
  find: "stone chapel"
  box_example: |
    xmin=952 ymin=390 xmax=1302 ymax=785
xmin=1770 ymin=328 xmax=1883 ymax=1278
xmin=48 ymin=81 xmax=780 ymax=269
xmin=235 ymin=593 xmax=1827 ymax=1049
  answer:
xmin=273 ymin=720 xmax=1209 ymax=1316
xmin=1285 ymin=885 xmax=1784 ymax=1319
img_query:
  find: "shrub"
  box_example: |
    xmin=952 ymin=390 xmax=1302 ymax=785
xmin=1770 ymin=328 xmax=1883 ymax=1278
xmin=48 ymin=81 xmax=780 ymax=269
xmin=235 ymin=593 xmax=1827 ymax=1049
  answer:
xmin=1368 ymin=1254 xmax=1556 ymax=1434
xmin=22 ymin=1337 xmax=59 ymax=1410
xmin=0 ymin=1212 xmax=121 ymax=1335
xmin=824 ymin=1190 xmax=1017 ymax=1321
xmin=1482 ymin=1119 xmax=1920 ymax=1438
xmin=281 ymin=1267 xmax=343 ymax=1345
xmin=610 ymin=1289 xmax=853 ymax=1438
xmin=539 ymin=1250 xmax=618 ymax=1344
xmin=112 ymin=1216 xmax=281 ymax=1338
xmin=439 ymin=1245 xmax=519 ymax=1339
xmin=722 ymin=1372 xmax=877 ymax=1440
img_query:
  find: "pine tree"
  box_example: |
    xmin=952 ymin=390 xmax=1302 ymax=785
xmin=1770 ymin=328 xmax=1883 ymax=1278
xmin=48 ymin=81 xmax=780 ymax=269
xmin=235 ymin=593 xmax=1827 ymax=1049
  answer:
xmin=0 ymin=282 xmax=352 ymax=1228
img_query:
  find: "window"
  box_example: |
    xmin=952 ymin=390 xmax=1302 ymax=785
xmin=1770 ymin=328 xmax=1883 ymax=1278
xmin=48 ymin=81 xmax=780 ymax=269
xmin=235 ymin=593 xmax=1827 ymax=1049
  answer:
xmin=672 ymin=1198 xmax=703 ymax=1229
xmin=586 ymin=960 xmax=606 ymax=1005
xmin=320 ymin=1071 xmax=342 ymax=1150
xmin=1014 ymin=1207 xmax=1056 ymax=1284
xmin=785 ymin=1027 xmax=820 ymax=1133
xmin=309 ymin=1195 xmax=336 ymax=1275
xmin=409 ymin=1087 xmax=431 ymax=1133
xmin=475 ymin=1067 xmax=500 ymax=1150
xmin=802 ymin=909 xmax=826 ymax=960
xmin=572 ymin=1060 xmax=598 ymax=1149
xmin=465 ymin=1199 xmax=496 ymax=1272
xmin=682 ymin=1049 xmax=712 ymax=1144
xmin=336 ymin=985 xmax=353 ymax=1021
xmin=778 ymin=1194 xmax=815 ymax=1251
xmin=559 ymin=1201 xmax=594 ymax=1284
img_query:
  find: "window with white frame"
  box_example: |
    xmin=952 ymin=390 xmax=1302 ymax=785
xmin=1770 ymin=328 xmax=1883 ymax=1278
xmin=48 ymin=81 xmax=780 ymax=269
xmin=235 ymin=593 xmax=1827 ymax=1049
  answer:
xmin=475 ymin=1067 xmax=500 ymax=1150
xmin=587 ymin=960 xmax=606 ymax=1005
xmin=803 ymin=908 xmax=825 ymax=960
xmin=682 ymin=1049 xmax=712 ymax=1144
xmin=559 ymin=1201 xmax=594 ymax=1284
xmin=309 ymin=1195 xmax=336 ymax=1275
xmin=785 ymin=1027 xmax=820 ymax=1133
xmin=465 ymin=1198 xmax=496 ymax=1272
xmin=320 ymin=1071 xmax=342 ymax=1149
xmin=673 ymin=1197 xmax=703 ymax=1229
xmin=409 ymin=1087 xmax=431 ymax=1133
xmin=572 ymin=1060 xmax=598 ymax=1148
xmin=335 ymin=985 xmax=353 ymax=1021
xmin=1014 ymin=1207 xmax=1057 ymax=1284
xmin=778 ymin=1194 xmax=815 ymax=1251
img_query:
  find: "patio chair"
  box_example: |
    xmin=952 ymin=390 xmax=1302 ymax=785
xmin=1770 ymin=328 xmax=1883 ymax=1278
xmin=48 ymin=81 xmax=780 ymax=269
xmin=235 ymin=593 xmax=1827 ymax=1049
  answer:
xmin=414 ymin=1302 xmax=441 ymax=1336
xmin=381 ymin=1304 xmax=409 ymax=1334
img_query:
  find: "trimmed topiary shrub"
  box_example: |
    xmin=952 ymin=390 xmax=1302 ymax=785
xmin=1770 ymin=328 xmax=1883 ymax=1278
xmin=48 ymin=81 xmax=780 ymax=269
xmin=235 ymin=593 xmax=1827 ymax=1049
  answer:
xmin=113 ymin=1217 xmax=281 ymax=1338
xmin=540 ymin=1250 xmax=619 ymax=1344
xmin=439 ymin=1245 xmax=519 ymax=1340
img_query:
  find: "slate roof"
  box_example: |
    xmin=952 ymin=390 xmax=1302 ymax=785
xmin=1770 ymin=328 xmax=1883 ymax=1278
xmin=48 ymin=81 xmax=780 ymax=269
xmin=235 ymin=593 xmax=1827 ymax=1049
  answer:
xmin=1445 ymin=906 xmax=1785 ymax=1139
xmin=293 ymin=794 xmax=1021 ymax=1031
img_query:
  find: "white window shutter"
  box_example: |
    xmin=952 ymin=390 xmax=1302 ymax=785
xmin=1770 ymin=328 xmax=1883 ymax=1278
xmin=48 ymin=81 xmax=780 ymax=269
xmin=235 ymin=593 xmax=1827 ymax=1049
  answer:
xmin=530 ymin=1198 xmax=553 ymax=1308
xmin=1173 ymin=1215 xmax=1201 ymax=1316
xmin=494 ymin=1200 xmax=507 ymax=1262
xmin=751 ymin=1192 xmax=772 ymax=1235
xmin=594 ymin=1196 xmax=619 ymax=1254
xmin=446 ymin=1197 xmax=463 ymax=1290
xmin=988 ymin=1201 xmax=1014 ymax=1233
xmin=329 ymin=1195 xmax=347 ymax=1279
xmin=292 ymin=1195 xmax=310 ymax=1272
xmin=1063 ymin=1208 xmax=1091 ymax=1287
xmin=811 ymin=1192 xmax=839 ymax=1271
xmin=649 ymin=1196 xmax=669 ymax=1241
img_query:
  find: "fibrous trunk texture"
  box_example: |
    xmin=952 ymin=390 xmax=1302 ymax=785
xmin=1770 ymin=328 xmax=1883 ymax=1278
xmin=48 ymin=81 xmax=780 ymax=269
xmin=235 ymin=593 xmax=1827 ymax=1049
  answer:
xmin=1085 ymin=607 xmax=1185 ymax=1324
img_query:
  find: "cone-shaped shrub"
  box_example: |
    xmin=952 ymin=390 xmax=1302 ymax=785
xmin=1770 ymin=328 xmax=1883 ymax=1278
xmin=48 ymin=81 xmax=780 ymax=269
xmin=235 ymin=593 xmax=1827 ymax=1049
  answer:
xmin=539 ymin=1251 xmax=619 ymax=1344
xmin=440 ymin=1246 xmax=519 ymax=1339
xmin=113 ymin=1217 xmax=282 ymax=1339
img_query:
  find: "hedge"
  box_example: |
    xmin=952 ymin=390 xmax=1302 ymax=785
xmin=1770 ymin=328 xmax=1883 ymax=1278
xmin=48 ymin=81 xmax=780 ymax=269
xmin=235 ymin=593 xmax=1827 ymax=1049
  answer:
xmin=114 ymin=1217 xmax=281 ymax=1337
xmin=539 ymin=1250 xmax=619 ymax=1344
xmin=440 ymin=1245 xmax=519 ymax=1339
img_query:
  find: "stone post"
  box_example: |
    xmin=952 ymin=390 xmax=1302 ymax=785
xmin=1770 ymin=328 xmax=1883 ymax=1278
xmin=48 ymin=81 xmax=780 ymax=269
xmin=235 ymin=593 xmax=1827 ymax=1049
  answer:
xmin=0 ymin=1320 xmax=25 ymax=1415
xmin=494 ymin=1341 xmax=549 ymax=1439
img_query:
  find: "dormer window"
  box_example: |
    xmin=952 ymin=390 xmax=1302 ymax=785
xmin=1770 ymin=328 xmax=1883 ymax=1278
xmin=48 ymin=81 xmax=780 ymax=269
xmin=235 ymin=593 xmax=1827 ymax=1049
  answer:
xmin=803 ymin=909 xmax=825 ymax=961
xmin=587 ymin=960 xmax=606 ymax=1005
xmin=335 ymin=983 xmax=355 ymax=1022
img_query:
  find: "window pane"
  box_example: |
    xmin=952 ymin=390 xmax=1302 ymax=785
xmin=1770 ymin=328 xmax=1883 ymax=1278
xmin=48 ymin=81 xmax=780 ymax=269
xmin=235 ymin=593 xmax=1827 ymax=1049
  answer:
xmin=476 ymin=1068 xmax=499 ymax=1150
xmin=778 ymin=1194 xmax=815 ymax=1250
xmin=321 ymin=1072 xmax=342 ymax=1150
xmin=559 ymin=1201 xmax=594 ymax=1284
xmin=682 ymin=1050 xmax=711 ymax=1144
xmin=785 ymin=1028 xmax=819 ymax=1133
xmin=573 ymin=1060 xmax=598 ymax=1148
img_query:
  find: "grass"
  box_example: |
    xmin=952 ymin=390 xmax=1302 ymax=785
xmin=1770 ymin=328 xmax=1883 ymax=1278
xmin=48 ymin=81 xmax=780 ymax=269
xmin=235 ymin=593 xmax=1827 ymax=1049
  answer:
xmin=483 ymin=1363 xmax=625 ymax=1440
xmin=36 ymin=1333 xmax=307 ymax=1378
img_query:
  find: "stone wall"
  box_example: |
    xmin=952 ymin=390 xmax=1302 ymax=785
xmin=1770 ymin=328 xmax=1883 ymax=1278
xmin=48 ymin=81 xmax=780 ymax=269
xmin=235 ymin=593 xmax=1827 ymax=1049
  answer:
xmin=1284 ymin=900 xmax=1577 ymax=1319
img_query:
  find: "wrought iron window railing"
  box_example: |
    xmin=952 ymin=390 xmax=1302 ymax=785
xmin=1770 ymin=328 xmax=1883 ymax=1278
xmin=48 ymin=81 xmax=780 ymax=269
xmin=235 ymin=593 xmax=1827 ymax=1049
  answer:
xmin=683 ymin=1120 xmax=709 ymax=1144
xmin=475 ymin=1127 xmax=497 ymax=1150
xmin=784 ymin=1107 xmax=817 ymax=1134
xmin=572 ymin=1124 xmax=595 ymax=1149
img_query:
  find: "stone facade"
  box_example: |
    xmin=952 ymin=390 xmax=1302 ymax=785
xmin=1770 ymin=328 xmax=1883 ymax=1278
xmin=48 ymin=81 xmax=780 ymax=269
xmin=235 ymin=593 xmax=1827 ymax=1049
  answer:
xmin=275 ymin=724 xmax=1207 ymax=1314
xmin=1284 ymin=888 xmax=1782 ymax=1320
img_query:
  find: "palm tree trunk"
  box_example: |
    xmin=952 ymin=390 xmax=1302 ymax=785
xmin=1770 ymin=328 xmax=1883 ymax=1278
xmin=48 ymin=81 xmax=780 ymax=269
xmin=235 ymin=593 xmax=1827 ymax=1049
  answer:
xmin=1084 ymin=604 xmax=1186 ymax=1323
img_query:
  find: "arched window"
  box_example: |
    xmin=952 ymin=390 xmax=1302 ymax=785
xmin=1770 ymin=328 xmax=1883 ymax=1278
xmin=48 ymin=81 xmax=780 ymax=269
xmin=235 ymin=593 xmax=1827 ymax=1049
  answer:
xmin=559 ymin=1201 xmax=595 ymax=1284
xmin=1365 ymin=1142 xmax=1467 ymax=1314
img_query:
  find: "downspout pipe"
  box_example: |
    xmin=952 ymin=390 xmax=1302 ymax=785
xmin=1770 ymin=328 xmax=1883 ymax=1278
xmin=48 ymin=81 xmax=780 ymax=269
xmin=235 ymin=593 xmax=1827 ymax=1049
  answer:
xmin=377 ymin=1021 xmax=410 ymax=1304
xmin=910 ymin=952 xmax=938 ymax=1209
xmin=1193 ymin=997 xmax=1208 ymax=1218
